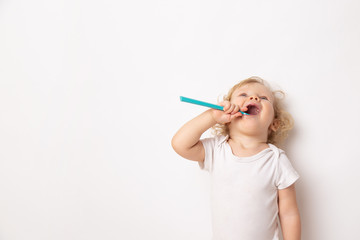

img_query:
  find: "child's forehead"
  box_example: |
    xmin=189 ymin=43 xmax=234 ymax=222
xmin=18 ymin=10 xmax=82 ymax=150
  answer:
xmin=234 ymin=83 xmax=272 ymax=95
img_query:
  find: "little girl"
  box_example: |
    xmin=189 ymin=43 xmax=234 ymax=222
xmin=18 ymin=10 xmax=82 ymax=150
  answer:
xmin=171 ymin=76 xmax=301 ymax=240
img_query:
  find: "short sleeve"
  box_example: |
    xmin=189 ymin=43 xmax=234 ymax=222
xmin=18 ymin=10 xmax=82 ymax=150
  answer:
xmin=275 ymin=152 xmax=300 ymax=189
xmin=198 ymin=137 xmax=216 ymax=172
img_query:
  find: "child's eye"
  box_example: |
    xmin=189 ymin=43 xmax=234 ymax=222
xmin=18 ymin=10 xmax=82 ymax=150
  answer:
xmin=260 ymin=96 xmax=268 ymax=100
xmin=239 ymin=93 xmax=247 ymax=97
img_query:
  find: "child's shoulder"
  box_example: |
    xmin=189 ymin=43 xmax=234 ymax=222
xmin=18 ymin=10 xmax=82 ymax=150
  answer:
xmin=267 ymin=143 xmax=287 ymax=158
xmin=267 ymin=143 xmax=290 ymax=165
xmin=268 ymin=143 xmax=285 ymax=152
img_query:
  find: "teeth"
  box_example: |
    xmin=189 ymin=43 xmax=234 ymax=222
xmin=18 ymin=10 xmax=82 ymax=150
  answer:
xmin=245 ymin=106 xmax=260 ymax=115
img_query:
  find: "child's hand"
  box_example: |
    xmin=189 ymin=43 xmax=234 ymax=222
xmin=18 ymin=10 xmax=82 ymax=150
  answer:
xmin=210 ymin=101 xmax=248 ymax=124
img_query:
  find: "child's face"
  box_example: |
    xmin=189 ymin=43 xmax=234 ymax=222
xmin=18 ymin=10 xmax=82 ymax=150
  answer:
xmin=229 ymin=83 xmax=276 ymax=136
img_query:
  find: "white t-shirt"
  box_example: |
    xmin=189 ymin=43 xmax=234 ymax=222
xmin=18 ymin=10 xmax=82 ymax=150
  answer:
xmin=199 ymin=134 xmax=300 ymax=240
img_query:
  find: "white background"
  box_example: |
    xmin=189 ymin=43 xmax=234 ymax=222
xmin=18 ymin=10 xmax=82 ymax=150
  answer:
xmin=1 ymin=0 xmax=360 ymax=239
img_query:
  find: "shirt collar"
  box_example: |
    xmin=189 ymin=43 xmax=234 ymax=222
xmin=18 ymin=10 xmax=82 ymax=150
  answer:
xmin=217 ymin=134 xmax=230 ymax=147
xmin=217 ymin=134 xmax=278 ymax=153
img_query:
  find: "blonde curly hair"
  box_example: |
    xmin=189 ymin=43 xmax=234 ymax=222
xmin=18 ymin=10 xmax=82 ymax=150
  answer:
xmin=210 ymin=76 xmax=294 ymax=147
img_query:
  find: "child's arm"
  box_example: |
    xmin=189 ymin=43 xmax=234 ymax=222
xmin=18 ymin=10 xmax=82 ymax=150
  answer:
xmin=171 ymin=109 xmax=217 ymax=162
xmin=171 ymin=102 xmax=247 ymax=162
xmin=278 ymin=184 xmax=301 ymax=240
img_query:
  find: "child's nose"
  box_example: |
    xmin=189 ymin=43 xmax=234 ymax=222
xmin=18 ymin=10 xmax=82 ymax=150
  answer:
xmin=249 ymin=96 xmax=259 ymax=101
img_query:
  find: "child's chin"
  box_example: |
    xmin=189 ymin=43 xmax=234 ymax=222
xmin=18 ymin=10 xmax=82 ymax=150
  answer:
xmin=232 ymin=118 xmax=264 ymax=129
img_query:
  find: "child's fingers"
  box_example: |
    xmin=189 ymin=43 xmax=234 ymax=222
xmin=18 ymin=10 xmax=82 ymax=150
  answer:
xmin=226 ymin=103 xmax=236 ymax=114
xmin=230 ymin=112 xmax=242 ymax=120
xmin=231 ymin=105 xmax=240 ymax=114
xmin=224 ymin=102 xmax=232 ymax=112
xmin=220 ymin=102 xmax=242 ymax=115
xmin=241 ymin=106 xmax=248 ymax=112
xmin=225 ymin=104 xmax=236 ymax=114
xmin=219 ymin=101 xmax=230 ymax=111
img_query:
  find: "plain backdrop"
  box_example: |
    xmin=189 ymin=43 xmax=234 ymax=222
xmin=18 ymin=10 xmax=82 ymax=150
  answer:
xmin=1 ymin=0 xmax=360 ymax=239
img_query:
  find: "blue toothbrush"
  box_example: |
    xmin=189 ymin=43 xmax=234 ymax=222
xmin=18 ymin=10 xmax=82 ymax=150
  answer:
xmin=180 ymin=96 xmax=249 ymax=115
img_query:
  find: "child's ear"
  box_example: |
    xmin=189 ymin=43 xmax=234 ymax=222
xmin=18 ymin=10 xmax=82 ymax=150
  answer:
xmin=270 ymin=119 xmax=280 ymax=132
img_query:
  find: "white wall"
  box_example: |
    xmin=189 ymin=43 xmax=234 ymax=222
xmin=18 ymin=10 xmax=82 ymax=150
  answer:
xmin=1 ymin=0 xmax=360 ymax=239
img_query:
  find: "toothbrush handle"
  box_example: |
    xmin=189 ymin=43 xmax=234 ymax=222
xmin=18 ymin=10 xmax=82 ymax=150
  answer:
xmin=180 ymin=96 xmax=248 ymax=115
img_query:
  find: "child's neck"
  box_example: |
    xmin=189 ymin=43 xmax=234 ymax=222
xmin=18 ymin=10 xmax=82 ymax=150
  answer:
xmin=227 ymin=132 xmax=268 ymax=151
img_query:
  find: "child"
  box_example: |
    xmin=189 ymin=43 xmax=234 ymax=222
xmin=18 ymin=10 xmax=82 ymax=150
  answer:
xmin=171 ymin=76 xmax=301 ymax=240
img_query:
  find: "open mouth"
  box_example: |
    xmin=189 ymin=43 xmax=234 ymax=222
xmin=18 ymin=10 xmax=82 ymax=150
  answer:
xmin=245 ymin=104 xmax=261 ymax=115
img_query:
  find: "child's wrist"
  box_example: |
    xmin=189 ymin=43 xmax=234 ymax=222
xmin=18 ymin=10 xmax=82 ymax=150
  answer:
xmin=204 ymin=109 xmax=217 ymax=125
